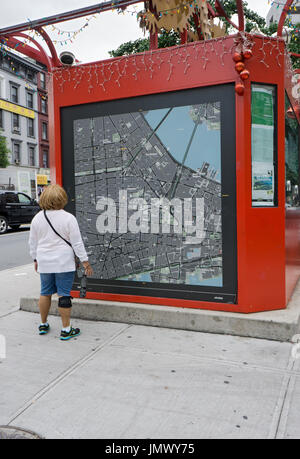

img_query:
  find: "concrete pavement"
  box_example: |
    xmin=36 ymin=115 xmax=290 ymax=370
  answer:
xmin=1 ymin=264 xmax=300 ymax=439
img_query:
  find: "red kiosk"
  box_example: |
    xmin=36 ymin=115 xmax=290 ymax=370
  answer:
xmin=1 ymin=1 xmax=300 ymax=313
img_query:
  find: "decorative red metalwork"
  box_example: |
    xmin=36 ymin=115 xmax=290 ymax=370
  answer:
xmin=0 ymin=1 xmax=246 ymax=66
xmin=33 ymin=27 xmax=61 ymax=68
xmin=277 ymin=0 xmax=294 ymax=37
xmin=4 ymin=32 xmax=53 ymax=70
xmin=214 ymin=0 xmax=238 ymax=30
xmin=0 ymin=0 xmax=144 ymax=36
xmin=2 ymin=36 xmax=52 ymax=68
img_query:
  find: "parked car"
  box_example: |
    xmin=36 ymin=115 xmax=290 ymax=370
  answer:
xmin=0 ymin=190 xmax=40 ymax=234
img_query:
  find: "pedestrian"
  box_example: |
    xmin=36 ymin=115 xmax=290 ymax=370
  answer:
xmin=29 ymin=184 xmax=93 ymax=340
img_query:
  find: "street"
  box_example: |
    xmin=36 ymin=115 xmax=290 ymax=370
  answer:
xmin=0 ymin=226 xmax=32 ymax=271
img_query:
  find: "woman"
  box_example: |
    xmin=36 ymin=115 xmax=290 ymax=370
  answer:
xmin=29 ymin=184 xmax=93 ymax=341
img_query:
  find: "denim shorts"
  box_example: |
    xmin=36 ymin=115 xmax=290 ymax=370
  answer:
xmin=40 ymin=271 xmax=76 ymax=296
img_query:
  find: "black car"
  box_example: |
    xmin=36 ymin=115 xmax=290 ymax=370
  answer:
xmin=0 ymin=190 xmax=40 ymax=234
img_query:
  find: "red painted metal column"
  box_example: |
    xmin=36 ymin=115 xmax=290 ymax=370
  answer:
xmin=149 ymin=31 xmax=158 ymax=50
xmin=180 ymin=29 xmax=188 ymax=45
xmin=277 ymin=0 xmax=294 ymax=37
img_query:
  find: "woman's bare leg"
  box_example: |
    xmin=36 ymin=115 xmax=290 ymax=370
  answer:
xmin=38 ymin=295 xmax=52 ymax=323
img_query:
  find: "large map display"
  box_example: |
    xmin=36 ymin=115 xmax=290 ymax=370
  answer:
xmin=73 ymin=102 xmax=223 ymax=288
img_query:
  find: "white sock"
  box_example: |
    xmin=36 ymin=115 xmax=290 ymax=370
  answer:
xmin=62 ymin=325 xmax=71 ymax=333
xmin=40 ymin=322 xmax=48 ymax=326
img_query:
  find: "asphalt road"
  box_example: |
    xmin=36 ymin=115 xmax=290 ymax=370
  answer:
xmin=0 ymin=226 xmax=32 ymax=271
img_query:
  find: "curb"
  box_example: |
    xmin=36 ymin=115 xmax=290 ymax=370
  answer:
xmin=20 ymin=293 xmax=300 ymax=342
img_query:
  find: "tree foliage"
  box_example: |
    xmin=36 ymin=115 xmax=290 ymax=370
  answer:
xmin=109 ymin=30 xmax=179 ymax=57
xmin=109 ymin=0 xmax=300 ymax=67
xmin=0 ymin=134 xmax=10 ymax=169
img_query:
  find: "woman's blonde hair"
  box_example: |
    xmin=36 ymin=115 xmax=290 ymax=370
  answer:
xmin=39 ymin=184 xmax=68 ymax=210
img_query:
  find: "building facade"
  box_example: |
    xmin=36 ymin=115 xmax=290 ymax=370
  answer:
xmin=0 ymin=49 xmax=49 ymax=198
xmin=266 ymin=1 xmax=300 ymax=26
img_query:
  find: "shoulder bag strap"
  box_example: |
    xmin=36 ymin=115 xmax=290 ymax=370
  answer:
xmin=43 ymin=210 xmax=72 ymax=248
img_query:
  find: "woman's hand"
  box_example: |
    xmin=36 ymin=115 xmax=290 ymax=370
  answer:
xmin=82 ymin=261 xmax=93 ymax=277
xmin=34 ymin=260 xmax=38 ymax=272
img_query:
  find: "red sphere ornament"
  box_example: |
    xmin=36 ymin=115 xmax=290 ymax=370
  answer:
xmin=233 ymin=52 xmax=243 ymax=62
xmin=235 ymin=62 xmax=245 ymax=73
xmin=243 ymin=49 xmax=253 ymax=60
xmin=240 ymin=69 xmax=250 ymax=80
xmin=235 ymin=83 xmax=245 ymax=95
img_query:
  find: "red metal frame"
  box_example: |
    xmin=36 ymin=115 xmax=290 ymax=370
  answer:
xmin=48 ymin=34 xmax=299 ymax=313
xmin=6 ymin=32 xmax=53 ymax=70
xmin=0 ymin=0 xmax=143 ymax=36
xmin=277 ymin=0 xmax=294 ymax=38
xmin=0 ymin=0 xmax=295 ymax=64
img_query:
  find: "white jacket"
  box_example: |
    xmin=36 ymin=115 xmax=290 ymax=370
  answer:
xmin=29 ymin=209 xmax=88 ymax=273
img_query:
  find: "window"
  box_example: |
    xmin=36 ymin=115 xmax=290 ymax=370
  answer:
xmin=285 ymin=95 xmax=300 ymax=207
xmin=28 ymin=118 xmax=34 ymax=137
xmin=42 ymin=122 xmax=48 ymax=140
xmin=42 ymin=150 xmax=49 ymax=168
xmin=251 ymin=84 xmax=277 ymax=207
xmin=0 ymin=109 xmax=3 ymax=129
xmin=40 ymin=72 xmax=46 ymax=89
xmin=10 ymin=85 xmax=18 ymax=104
xmin=13 ymin=142 xmax=21 ymax=164
xmin=27 ymin=70 xmax=34 ymax=82
xmin=18 ymin=193 xmax=31 ymax=204
xmin=12 ymin=113 xmax=20 ymax=132
xmin=18 ymin=67 xmax=26 ymax=78
xmin=28 ymin=145 xmax=35 ymax=167
xmin=5 ymin=192 xmax=18 ymax=203
xmin=41 ymin=97 xmax=47 ymax=114
xmin=3 ymin=59 xmax=10 ymax=71
xmin=26 ymin=91 xmax=34 ymax=109
xmin=0 ymin=76 xmax=5 ymax=99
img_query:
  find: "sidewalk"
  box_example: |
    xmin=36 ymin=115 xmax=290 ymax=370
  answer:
xmin=1 ymin=265 xmax=300 ymax=439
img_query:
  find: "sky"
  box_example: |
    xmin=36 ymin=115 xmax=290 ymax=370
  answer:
xmin=0 ymin=1 xmax=271 ymax=63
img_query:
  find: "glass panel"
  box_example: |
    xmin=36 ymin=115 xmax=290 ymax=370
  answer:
xmin=13 ymin=143 xmax=20 ymax=162
xmin=42 ymin=123 xmax=48 ymax=139
xmin=285 ymin=95 xmax=300 ymax=207
xmin=43 ymin=150 xmax=49 ymax=168
xmin=18 ymin=193 xmax=31 ymax=204
xmin=12 ymin=113 xmax=19 ymax=128
xmin=27 ymin=92 xmax=33 ymax=109
xmin=251 ymin=84 xmax=276 ymax=207
xmin=5 ymin=192 xmax=18 ymax=203
xmin=40 ymin=73 xmax=46 ymax=89
xmin=28 ymin=146 xmax=35 ymax=166
xmin=28 ymin=119 xmax=34 ymax=137
xmin=74 ymin=101 xmax=223 ymax=288
xmin=10 ymin=85 xmax=18 ymax=103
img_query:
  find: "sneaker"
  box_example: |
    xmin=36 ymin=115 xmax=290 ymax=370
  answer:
xmin=60 ymin=327 xmax=81 ymax=341
xmin=39 ymin=323 xmax=50 ymax=335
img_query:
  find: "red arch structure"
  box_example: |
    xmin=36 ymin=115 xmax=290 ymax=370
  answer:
xmin=4 ymin=32 xmax=53 ymax=70
xmin=0 ymin=1 xmax=246 ymax=68
xmin=277 ymin=0 xmax=294 ymax=37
